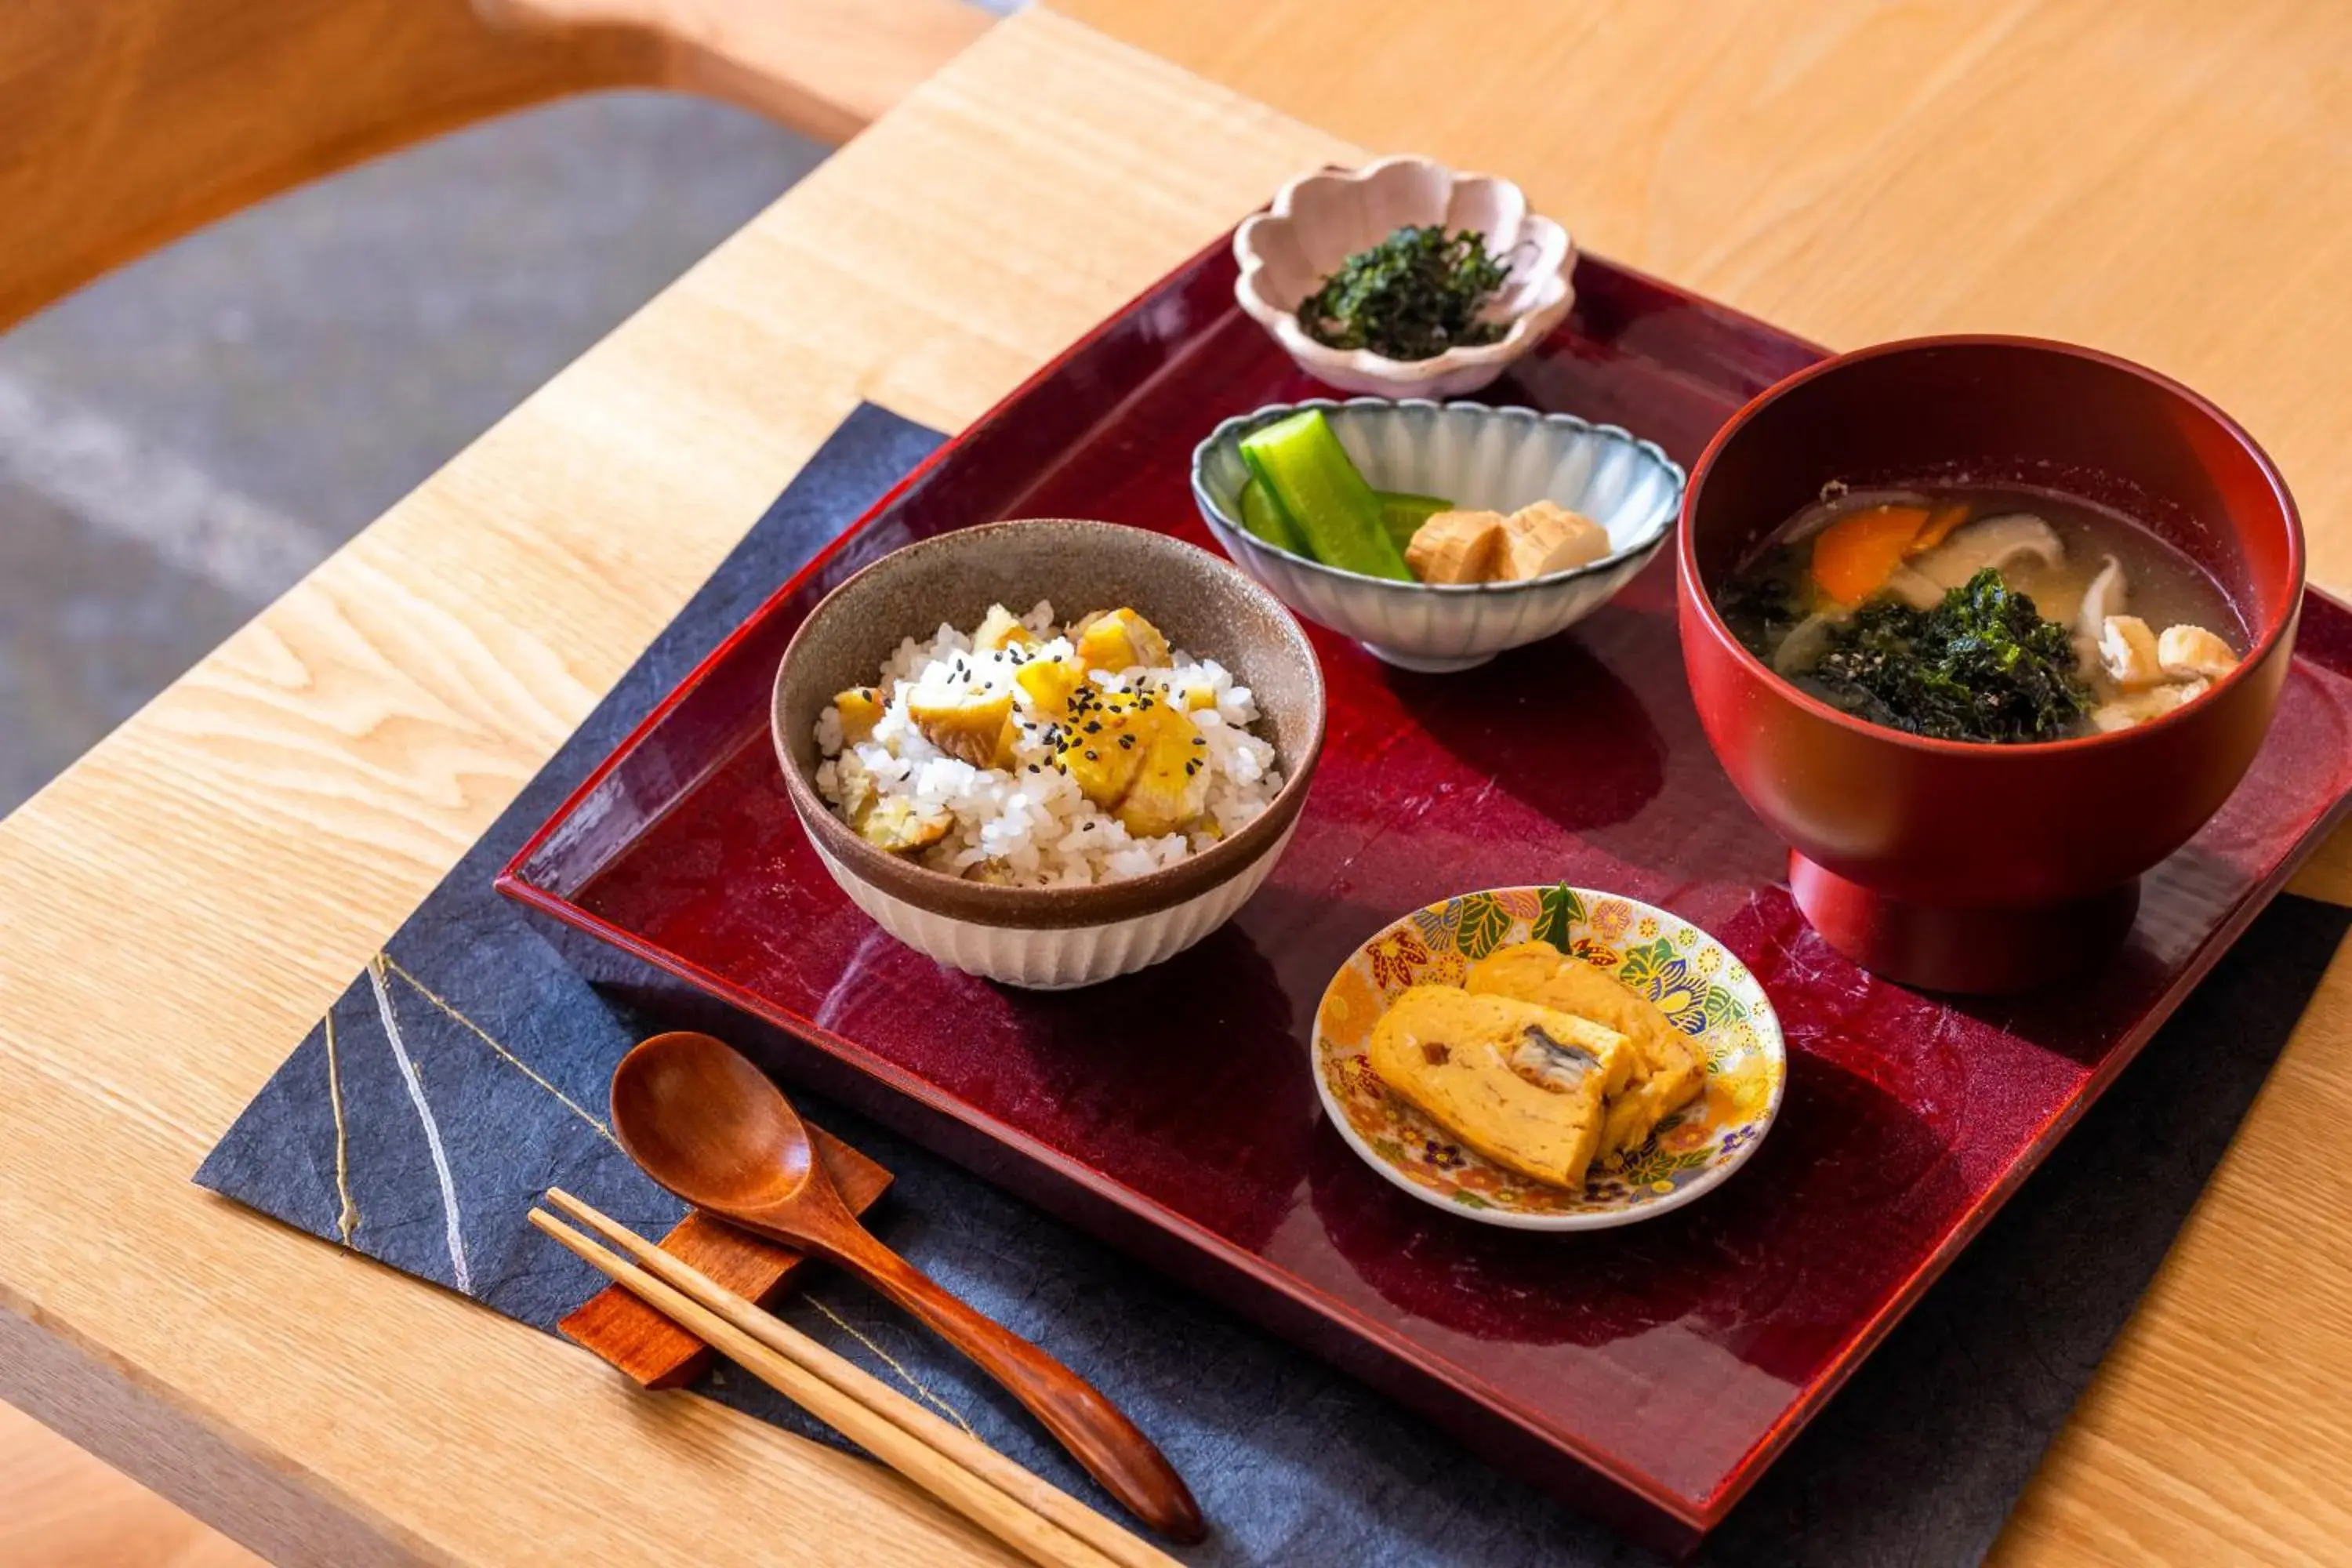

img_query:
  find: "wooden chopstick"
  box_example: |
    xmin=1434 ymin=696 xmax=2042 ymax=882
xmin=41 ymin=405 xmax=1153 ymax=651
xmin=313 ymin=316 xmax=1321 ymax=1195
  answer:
xmin=528 ymin=1205 xmax=1110 ymax=1568
xmin=542 ymin=1194 xmax=1184 ymax=1568
xmin=534 ymin=1192 xmax=1181 ymax=1568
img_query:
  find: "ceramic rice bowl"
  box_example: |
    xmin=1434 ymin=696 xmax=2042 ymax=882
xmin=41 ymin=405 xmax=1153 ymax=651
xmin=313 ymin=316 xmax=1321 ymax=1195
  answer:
xmin=773 ymin=519 xmax=1326 ymax=988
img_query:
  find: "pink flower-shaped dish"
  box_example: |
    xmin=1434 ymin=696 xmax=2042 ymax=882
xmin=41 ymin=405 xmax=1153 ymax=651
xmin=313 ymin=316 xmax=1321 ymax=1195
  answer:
xmin=1234 ymin=155 xmax=1576 ymax=399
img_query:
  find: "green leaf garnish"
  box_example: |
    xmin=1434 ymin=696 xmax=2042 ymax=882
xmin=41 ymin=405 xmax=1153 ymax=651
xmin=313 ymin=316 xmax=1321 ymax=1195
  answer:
xmin=1298 ymin=225 xmax=1512 ymax=363
xmin=1533 ymin=882 xmax=1585 ymax=954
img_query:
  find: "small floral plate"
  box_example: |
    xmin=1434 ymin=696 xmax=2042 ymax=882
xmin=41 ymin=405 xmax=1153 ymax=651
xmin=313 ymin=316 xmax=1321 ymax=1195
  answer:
xmin=1314 ymin=884 xmax=1785 ymax=1231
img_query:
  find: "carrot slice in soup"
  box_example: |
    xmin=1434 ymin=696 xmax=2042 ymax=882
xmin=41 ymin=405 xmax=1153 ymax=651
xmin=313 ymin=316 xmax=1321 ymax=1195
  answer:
xmin=1909 ymin=501 xmax=1972 ymax=554
xmin=1812 ymin=504 xmax=1930 ymax=604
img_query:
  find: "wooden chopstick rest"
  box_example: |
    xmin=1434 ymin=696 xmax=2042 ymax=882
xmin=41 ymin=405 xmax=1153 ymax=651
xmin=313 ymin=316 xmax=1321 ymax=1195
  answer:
xmin=534 ymin=1191 xmax=1181 ymax=1568
xmin=557 ymin=1124 xmax=892 ymax=1388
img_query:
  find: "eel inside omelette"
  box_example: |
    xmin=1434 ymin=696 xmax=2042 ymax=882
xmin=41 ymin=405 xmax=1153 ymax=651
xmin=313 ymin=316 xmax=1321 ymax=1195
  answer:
xmin=1367 ymin=940 xmax=1706 ymax=1191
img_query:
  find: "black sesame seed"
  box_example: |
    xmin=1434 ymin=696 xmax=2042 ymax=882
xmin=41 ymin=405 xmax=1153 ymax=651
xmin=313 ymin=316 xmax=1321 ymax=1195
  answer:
xmin=1083 ymin=821 xmax=1094 ymax=830
xmin=1085 ymin=750 xmax=1098 ymax=760
xmin=1118 ymin=734 xmax=1135 ymax=749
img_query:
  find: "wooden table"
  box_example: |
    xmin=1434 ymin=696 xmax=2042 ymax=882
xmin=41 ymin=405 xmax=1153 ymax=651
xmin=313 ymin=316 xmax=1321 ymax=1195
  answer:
xmin=3 ymin=5 xmax=2348 ymax=1563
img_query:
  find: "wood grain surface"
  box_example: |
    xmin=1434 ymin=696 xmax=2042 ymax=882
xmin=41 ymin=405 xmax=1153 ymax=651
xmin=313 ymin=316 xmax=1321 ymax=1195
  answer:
xmin=0 ymin=1402 xmax=262 ymax=1568
xmin=0 ymin=5 xmax=2347 ymax=1565
xmin=0 ymin=15 xmax=1333 ymax=1566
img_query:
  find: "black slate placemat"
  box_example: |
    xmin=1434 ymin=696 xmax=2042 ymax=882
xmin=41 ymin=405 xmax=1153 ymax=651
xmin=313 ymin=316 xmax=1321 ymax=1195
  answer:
xmin=198 ymin=404 xmax=2346 ymax=1565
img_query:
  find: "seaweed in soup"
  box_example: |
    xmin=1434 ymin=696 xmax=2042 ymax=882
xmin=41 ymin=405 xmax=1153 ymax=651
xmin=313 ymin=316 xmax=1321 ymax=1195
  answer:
xmin=1716 ymin=483 xmax=2242 ymax=744
xmin=1715 ymin=546 xmax=1810 ymax=644
xmin=1808 ymin=569 xmax=2093 ymax=743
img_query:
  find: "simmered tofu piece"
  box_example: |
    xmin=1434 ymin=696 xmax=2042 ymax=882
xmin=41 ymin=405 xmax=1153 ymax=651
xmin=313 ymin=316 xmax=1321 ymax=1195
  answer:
xmin=907 ymin=686 xmax=1016 ymax=768
xmin=2158 ymin=624 xmax=2238 ymax=682
xmin=832 ymin=686 xmax=884 ymax=746
xmin=2097 ymin=615 xmax=2164 ymax=689
xmin=2090 ymin=677 xmax=2209 ymax=732
xmin=1405 ymin=509 xmax=1506 ymax=584
xmin=1075 ymin=607 xmax=1171 ymax=674
xmin=1369 ymin=986 xmax=1619 ymax=1190
xmin=1497 ymin=501 xmax=1610 ymax=579
xmin=1467 ymin=940 xmax=1703 ymax=1160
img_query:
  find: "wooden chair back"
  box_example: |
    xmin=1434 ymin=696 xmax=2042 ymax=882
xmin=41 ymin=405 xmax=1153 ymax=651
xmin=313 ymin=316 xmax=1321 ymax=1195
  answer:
xmin=0 ymin=0 xmax=989 ymax=330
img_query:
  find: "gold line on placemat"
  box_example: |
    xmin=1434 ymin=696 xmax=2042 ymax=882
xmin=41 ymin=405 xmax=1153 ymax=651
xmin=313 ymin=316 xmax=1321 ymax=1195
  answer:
xmin=806 ymin=1291 xmax=979 ymax=1436
xmin=322 ymin=1009 xmax=361 ymax=1247
xmin=379 ymin=953 xmax=622 ymax=1152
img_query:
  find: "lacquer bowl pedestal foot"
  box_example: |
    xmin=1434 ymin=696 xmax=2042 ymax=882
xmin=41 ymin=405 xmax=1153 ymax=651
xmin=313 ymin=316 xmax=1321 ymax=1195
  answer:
xmin=1788 ymin=853 xmax=2141 ymax=993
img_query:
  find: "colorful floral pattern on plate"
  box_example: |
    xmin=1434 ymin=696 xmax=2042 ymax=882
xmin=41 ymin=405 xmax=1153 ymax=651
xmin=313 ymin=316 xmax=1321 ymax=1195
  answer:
xmin=1314 ymin=885 xmax=1785 ymax=1231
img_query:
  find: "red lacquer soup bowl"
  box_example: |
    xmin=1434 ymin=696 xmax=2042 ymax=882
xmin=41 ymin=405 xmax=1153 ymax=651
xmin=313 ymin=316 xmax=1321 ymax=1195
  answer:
xmin=1678 ymin=336 xmax=2303 ymax=992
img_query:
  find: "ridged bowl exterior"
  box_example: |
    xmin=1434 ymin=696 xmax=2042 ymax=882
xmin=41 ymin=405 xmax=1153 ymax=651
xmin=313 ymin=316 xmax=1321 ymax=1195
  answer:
xmin=1234 ymin=155 xmax=1574 ymax=397
xmin=808 ymin=821 xmax=1299 ymax=989
xmin=1193 ymin=398 xmax=1684 ymax=670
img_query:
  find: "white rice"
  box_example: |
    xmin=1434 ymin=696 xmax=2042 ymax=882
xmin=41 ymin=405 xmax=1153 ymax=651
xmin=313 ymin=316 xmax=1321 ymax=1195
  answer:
xmin=814 ymin=601 xmax=1283 ymax=885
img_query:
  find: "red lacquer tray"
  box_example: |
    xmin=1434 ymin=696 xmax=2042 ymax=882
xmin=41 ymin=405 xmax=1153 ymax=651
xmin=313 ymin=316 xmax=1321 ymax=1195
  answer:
xmin=498 ymin=233 xmax=2352 ymax=1550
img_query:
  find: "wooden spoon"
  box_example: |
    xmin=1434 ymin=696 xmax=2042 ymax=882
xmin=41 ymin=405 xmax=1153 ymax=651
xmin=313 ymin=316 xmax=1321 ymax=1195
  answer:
xmin=608 ymin=1032 xmax=1207 ymax=1545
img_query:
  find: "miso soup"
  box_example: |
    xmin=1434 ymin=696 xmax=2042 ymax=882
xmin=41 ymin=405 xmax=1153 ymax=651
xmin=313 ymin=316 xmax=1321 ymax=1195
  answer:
xmin=1716 ymin=484 xmax=2244 ymax=744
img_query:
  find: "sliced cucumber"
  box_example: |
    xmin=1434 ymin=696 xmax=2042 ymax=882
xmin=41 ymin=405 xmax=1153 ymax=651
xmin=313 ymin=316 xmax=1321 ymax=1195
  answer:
xmin=1236 ymin=474 xmax=1310 ymax=554
xmin=1237 ymin=410 xmax=1413 ymax=581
